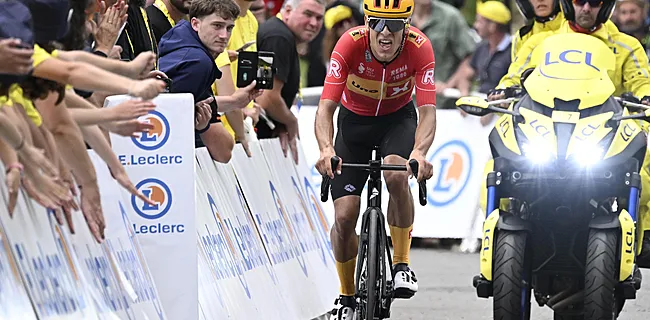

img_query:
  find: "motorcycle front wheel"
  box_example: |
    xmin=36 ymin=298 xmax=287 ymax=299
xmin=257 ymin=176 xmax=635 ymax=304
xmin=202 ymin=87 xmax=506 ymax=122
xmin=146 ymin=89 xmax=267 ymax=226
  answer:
xmin=493 ymin=230 xmax=532 ymax=320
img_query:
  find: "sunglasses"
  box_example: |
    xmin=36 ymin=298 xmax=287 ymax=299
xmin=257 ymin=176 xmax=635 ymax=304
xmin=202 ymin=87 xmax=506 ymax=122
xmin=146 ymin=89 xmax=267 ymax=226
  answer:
xmin=572 ymin=0 xmax=603 ymax=6
xmin=367 ymin=18 xmax=408 ymax=33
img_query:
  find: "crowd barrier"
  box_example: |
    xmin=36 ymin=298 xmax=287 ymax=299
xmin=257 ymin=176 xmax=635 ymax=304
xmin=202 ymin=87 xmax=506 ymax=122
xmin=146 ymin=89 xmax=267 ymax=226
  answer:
xmin=0 ymin=89 xmax=493 ymax=318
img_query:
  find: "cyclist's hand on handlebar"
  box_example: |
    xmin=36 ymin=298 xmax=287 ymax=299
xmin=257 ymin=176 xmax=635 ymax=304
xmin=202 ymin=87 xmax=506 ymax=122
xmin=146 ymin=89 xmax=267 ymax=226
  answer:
xmin=407 ymin=151 xmax=433 ymax=181
xmin=316 ymin=148 xmax=340 ymax=179
xmin=487 ymin=89 xmax=505 ymax=101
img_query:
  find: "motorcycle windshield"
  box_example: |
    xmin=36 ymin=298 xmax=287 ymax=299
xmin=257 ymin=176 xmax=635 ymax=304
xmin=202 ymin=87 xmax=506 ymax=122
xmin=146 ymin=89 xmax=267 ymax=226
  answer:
xmin=523 ymin=33 xmax=616 ymax=110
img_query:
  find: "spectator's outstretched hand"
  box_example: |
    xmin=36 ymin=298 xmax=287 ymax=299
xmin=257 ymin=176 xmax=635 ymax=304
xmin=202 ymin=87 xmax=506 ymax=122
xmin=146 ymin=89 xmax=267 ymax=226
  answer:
xmin=106 ymin=119 xmax=155 ymax=137
xmin=194 ymin=96 xmax=213 ymax=130
xmin=0 ymin=39 xmax=33 ymax=75
xmin=130 ymin=79 xmax=166 ymax=100
xmin=130 ymin=52 xmax=157 ymax=79
xmin=232 ymin=81 xmax=263 ymax=108
xmin=110 ymin=100 xmax=156 ymax=121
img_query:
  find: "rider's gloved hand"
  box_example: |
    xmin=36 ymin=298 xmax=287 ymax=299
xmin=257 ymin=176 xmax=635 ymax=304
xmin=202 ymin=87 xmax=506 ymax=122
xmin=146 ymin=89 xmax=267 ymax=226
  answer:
xmin=641 ymin=95 xmax=650 ymax=105
xmin=487 ymin=88 xmax=505 ymax=102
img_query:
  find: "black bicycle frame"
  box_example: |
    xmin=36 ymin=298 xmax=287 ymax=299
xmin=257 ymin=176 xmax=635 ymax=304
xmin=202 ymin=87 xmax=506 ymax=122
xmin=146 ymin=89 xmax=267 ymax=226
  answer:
xmin=320 ymin=147 xmax=427 ymax=319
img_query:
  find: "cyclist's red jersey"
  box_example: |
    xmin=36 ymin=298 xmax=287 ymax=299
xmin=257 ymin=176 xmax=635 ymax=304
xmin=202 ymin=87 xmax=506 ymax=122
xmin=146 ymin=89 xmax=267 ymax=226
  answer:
xmin=321 ymin=26 xmax=436 ymax=116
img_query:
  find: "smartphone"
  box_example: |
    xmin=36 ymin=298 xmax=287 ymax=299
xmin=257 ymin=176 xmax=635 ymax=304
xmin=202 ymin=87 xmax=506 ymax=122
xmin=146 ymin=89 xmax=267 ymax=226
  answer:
xmin=236 ymin=40 xmax=256 ymax=52
xmin=237 ymin=51 xmax=275 ymax=90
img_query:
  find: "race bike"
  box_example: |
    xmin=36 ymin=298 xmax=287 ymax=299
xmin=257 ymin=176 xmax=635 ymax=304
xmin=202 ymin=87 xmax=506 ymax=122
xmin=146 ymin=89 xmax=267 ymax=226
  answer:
xmin=457 ymin=33 xmax=648 ymax=319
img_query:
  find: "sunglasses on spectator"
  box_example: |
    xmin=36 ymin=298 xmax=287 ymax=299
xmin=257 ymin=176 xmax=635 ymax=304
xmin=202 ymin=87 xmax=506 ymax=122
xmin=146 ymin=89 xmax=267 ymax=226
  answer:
xmin=572 ymin=0 xmax=603 ymax=6
xmin=367 ymin=18 xmax=408 ymax=33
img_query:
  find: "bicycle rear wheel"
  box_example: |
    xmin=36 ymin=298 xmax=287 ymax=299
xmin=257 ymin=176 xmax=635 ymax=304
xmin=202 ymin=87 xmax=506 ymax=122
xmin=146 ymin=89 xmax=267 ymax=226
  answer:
xmin=366 ymin=209 xmax=379 ymax=319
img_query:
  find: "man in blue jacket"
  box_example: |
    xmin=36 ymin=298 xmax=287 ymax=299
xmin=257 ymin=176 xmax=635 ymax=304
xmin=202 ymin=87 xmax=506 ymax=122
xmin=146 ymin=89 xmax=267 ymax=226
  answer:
xmin=159 ymin=0 xmax=261 ymax=163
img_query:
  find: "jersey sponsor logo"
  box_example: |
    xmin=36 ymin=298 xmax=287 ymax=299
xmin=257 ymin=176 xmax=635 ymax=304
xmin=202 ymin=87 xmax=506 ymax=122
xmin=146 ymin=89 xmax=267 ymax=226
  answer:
xmin=390 ymin=65 xmax=408 ymax=76
xmin=407 ymin=31 xmax=427 ymax=48
xmin=347 ymin=75 xmax=381 ymax=99
xmin=422 ymin=68 xmax=435 ymax=85
xmin=328 ymin=58 xmax=342 ymax=78
xmin=349 ymin=28 xmax=366 ymax=41
xmin=385 ymin=78 xmax=413 ymax=99
xmin=358 ymin=63 xmax=365 ymax=74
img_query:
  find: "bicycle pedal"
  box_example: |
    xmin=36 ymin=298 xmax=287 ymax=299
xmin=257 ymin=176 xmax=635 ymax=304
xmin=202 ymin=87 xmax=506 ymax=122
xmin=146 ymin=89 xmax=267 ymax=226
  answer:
xmin=393 ymin=288 xmax=415 ymax=299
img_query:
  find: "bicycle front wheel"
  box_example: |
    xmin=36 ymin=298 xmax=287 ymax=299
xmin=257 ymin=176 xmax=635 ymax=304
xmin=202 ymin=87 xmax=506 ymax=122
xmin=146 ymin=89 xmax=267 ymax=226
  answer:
xmin=366 ymin=208 xmax=379 ymax=319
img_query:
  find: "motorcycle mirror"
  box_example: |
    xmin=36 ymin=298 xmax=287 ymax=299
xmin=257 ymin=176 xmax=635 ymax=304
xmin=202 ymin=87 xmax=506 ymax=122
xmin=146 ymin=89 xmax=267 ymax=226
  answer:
xmin=455 ymin=96 xmax=492 ymax=116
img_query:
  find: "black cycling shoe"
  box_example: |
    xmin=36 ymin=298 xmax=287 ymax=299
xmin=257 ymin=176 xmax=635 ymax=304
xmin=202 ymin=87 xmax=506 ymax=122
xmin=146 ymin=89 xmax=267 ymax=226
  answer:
xmin=330 ymin=295 xmax=356 ymax=320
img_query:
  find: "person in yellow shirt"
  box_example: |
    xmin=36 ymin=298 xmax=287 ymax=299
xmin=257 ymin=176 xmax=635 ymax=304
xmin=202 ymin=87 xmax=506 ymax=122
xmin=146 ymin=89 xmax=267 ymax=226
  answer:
xmin=511 ymin=0 xmax=564 ymax=61
xmin=488 ymin=0 xmax=650 ymax=268
xmin=212 ymin=0 xmax=261 ymax=156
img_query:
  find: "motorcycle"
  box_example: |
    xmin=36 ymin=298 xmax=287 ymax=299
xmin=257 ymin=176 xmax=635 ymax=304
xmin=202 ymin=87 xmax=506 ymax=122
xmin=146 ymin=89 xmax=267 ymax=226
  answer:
xmin=457 ymin=33 xmax=648 ymax=319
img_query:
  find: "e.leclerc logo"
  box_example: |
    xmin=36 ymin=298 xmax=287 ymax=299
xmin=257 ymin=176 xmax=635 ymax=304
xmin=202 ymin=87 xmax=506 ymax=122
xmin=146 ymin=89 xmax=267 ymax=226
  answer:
xmin=131 ymin=178 xmax=185 ymax=234
xmin=119 ymin=110 xmax=183 ymax=166
xmin=427 ymin=140 xmax=472 ymax=206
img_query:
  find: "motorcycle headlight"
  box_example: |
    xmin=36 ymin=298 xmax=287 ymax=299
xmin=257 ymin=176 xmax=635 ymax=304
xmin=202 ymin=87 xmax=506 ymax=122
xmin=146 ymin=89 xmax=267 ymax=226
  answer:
xmin=571 ymin=142 xmax=604 ymax=167
xmin=521 ymin=141 xmax=554 ymax=165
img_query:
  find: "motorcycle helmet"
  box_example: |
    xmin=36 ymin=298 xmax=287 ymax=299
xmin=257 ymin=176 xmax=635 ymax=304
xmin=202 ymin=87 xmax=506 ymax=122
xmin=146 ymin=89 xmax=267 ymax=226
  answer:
xmin=560 ymin=0 xmax=616 ymax=26
xmin=362 ymin=0 xmax=414 ymax=19
xmin=515 ymin=0 xmax=561 ymax=20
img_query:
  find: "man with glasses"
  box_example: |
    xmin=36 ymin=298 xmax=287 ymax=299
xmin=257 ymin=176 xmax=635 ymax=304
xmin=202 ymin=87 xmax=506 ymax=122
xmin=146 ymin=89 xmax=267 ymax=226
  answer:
xmin=314 ymin=0 xmax=435 ymax=318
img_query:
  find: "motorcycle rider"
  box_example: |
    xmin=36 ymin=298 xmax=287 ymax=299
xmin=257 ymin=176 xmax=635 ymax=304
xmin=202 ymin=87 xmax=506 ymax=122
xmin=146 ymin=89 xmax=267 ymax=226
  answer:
xmin=511 ymin=0 xmax=564 ymax=60
xmin=489 ymin=0 xmax=650 ymax=268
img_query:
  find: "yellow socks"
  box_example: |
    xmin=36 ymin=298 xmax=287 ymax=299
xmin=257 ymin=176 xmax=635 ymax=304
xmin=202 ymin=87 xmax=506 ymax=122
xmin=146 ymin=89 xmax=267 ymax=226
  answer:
xmin=335 ymin=257 xmax=357 ymax=296
xmin=390 ymin=224 xmax=413 ymax=265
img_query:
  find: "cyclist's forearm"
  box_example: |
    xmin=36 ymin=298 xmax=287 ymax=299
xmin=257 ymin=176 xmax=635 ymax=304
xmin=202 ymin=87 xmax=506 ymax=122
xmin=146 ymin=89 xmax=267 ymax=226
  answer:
xmin=413 ymin=105 xmax=436 ymax=156
xmin=315 ymin=99 xmax=338 ymax=151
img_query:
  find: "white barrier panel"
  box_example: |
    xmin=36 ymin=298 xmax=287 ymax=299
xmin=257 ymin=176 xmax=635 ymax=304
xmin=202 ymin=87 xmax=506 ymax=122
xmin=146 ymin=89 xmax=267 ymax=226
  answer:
xmin=230 ymin=142 xmax=338 ymax=319
xmin=297 ymin=106 xmax=492 ymax=239
xmin=259 ymin=139 xmax=338 ymax=305
xmin=107 ymin=94 xmax=197 ymax=320
xmin=0 ymin=167 xmax=100 ymax=319
xmin=90 ymin=151 xmax=167 ymax=320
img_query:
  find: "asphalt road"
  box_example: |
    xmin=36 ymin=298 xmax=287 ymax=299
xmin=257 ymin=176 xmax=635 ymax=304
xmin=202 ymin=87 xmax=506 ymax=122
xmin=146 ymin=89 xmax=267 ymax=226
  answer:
xmin=389 ymin=247 xmax=650 ymax=320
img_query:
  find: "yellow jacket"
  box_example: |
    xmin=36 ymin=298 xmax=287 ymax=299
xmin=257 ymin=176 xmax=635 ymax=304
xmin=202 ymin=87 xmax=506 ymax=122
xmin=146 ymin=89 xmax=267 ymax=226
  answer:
xmin=498 ymin=20 xmax=650 ymax=99
xmin=511 ymin=11 xmax=565 ymax=62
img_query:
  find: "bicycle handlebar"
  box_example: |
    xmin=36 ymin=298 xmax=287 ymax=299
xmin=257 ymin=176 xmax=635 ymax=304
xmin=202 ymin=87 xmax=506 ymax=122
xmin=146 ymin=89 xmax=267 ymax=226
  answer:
xmin=320 ymin=156 xmax=428 ymax=206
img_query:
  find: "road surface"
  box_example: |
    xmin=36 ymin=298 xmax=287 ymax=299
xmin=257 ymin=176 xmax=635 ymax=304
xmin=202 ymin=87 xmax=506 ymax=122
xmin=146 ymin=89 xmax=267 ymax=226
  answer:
xmin=389 ymin=248 xmax=650 ymax=320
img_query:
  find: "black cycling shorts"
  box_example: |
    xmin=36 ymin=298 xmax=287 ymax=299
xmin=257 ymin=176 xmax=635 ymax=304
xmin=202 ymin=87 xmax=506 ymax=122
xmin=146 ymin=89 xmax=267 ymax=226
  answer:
xmin=331 ymin=101 xmax=417 ymax=200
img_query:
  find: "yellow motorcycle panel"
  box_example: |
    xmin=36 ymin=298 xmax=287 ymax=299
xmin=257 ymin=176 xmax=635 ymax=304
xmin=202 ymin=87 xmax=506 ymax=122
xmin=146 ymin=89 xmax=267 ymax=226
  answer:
xmin=495 ymin=114 xmax=521 ymax=155
xmin=480 ymin=209 xmax=500 ymax=281
xmin=604 ymin=110 xmax=643 ymax=159
xmin=619 ymin=210 xmax=635 ymax=281
xmin=566 ymin=112 xmax=613 ymax=158
xmin=523 ymin=33 xmax=616 ymax=110
xmin=518 ymin=108 xmax=557 ymax=158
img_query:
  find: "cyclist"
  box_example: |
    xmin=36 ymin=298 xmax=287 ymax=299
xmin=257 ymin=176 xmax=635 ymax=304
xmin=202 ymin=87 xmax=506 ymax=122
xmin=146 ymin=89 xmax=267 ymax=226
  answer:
xmin=488 ymin=0 xmax=650 ymax=268
xmin=314 ymin=0 xmax=435 ymax=318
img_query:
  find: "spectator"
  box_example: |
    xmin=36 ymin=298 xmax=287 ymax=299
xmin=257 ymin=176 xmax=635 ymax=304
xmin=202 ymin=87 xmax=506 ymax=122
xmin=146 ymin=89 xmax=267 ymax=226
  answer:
xmin=250 ymin=0 xmax=268 ymax=23
xmin=146 ymin=0 xmax=191 ymax=44
xmin=213 ymin=0 xmax=262 ymax=157
xmin=448 ymin=0 xmax=511 ymax=125
xmin=256 ymin=0 xmax=325 ymax=161
xmin=613 ymin=0 xmax=650 ymax=56
xmin=321 ymin=5 xmax=359 ymax=72
xmin=305 ymin=0 xmax=362 ymax=87
xmin=159 ymin=0 xmax=261 ymax=163
xmin=115 ymin=0 xmax=159 ymax=61
xmin=411 ymin=0 xmax=477 ymax=109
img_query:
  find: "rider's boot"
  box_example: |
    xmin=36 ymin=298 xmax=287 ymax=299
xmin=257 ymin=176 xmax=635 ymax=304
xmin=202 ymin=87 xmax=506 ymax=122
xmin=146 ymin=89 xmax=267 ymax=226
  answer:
xmin=330 ymin=295 xmax=356 ymax=320
xmin=393 ymin=263 xmax=418 ymax=299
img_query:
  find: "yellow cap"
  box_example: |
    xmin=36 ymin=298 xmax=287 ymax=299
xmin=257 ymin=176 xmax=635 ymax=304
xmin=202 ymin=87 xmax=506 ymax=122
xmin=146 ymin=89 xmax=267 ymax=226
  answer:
xmin=476 ymin=1 xmax=511 ymax=25
xmin=325 ymin=5 xmax=353 ymax=29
